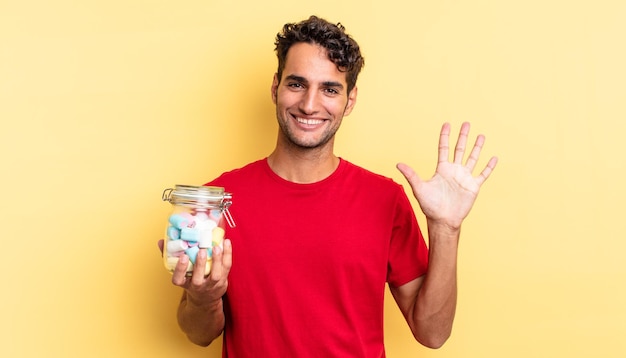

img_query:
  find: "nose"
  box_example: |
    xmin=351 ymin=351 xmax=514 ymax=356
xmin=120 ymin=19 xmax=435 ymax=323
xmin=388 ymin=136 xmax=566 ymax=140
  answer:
xmin=298 ymin=89 xmax=319 ymax=115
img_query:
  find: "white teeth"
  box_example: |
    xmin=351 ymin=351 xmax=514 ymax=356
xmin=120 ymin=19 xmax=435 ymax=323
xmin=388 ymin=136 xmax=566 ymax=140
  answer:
xmin=296 ymin=117 xmax=323 ymax=125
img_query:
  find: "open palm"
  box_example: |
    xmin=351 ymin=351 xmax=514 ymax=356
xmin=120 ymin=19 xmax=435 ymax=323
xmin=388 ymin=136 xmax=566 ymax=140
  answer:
xmin=397 ymin=122 xmax=498 ymax=229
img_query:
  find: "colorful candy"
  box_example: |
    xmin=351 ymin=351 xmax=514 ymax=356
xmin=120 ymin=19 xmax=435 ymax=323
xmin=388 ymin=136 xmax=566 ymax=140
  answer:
xmin=163 ymin=209 xmax=226 ymax=275
xmin=168 ymin=212 xmax=194 ymax=229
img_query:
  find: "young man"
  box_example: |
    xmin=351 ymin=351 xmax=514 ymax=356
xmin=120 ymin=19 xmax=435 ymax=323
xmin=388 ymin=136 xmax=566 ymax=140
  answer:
xmin=164 ymin=15 xmax=498 ymax=357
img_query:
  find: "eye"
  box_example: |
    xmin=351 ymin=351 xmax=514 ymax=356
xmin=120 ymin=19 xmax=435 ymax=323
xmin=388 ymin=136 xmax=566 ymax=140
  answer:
xmin=287 ymin=82 xmax=304 ymax=89
xmin=324 ymin=88 xmax=340 ymax=96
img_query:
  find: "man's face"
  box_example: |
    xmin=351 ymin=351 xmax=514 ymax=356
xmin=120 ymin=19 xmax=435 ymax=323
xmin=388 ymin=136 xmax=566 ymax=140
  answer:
xmin=271 ymin=42 xmax=357 ymax=150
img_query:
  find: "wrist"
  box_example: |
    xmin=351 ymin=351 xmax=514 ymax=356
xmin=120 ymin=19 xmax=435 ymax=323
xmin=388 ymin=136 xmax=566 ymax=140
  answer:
xmin=426 ymin=218 xmax=461 ymax=235
xmin=426 ymin=219 xmax=462 ymax=246
xmin=186 ymin=292 xmax=223 ymax=312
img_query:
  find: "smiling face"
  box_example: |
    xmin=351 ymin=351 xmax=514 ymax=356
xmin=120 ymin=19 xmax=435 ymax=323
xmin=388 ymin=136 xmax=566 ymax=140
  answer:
xmin=271 ymin=42 xmax=357 ymax=151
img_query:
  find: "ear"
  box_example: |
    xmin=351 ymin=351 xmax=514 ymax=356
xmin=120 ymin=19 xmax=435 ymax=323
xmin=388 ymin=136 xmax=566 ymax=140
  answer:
xmin=271 ymin=73 xmax=279 ymax=104
xmin=343 ymin=86 xmax=358 ymax=116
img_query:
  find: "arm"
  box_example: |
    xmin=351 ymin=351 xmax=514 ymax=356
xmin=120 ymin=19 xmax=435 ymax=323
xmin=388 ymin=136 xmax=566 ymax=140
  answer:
xmin=177 ymin=288 xmax=225 ymax=346
xmin=393 ymin=122 xmax=497 ymax=348
xmin=388 ymin=223 xmax=458 ymax=348
xmin=161 ymin=239 xmax=233 ymax=346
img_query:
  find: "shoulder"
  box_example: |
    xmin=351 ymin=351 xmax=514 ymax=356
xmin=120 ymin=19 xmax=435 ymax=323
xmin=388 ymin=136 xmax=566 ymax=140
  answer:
xmin=340 ymin=159 xmax=403 ymax=191
xmin=335 ymin=159 xmax=411 ymax=208
xmin=204 ymin=159 xmax=268 ymax=187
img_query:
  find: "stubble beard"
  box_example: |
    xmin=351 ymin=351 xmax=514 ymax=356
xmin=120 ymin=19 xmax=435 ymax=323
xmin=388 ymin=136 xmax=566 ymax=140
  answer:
xmin=276 ymin=113 xmax=338 ymax=150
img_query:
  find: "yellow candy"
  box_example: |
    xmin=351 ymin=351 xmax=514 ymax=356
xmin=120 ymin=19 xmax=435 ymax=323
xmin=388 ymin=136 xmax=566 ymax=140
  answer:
xmin=165 ymin=256 xmax=193 ymax=273
xmin=165 ymin=256 xmax=213 ymax=276
xmin=212 ymin=227 xmax=225 ymax=247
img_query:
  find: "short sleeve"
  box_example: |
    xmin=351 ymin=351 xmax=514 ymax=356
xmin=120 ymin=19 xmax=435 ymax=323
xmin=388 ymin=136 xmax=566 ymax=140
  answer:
xmin=387 ymin=186 xmax=429 ymax=287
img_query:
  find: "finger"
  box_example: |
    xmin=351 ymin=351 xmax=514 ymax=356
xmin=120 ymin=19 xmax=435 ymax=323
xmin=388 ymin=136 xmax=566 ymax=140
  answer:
xmin=438 ymin=122 xmax=451 ymax=164
xmin=190 ymin=249 xmax=208 ymax=285
xmin=209 ymin=244 xmax=226 ymax=281
xmin=453 ymin=122 xmax=470 ymax=164
xmin=172 ymin=255 xmax=190 ymax=286
xmin=396 ymin=162 xmax=423 ymax=190
xmin=222 ymin=239 xmax=233 ymax=271
xmin=465 ymin=134 xmax=485 ymax=171
xmin=476 ymin=156 xmax=499 ymax=186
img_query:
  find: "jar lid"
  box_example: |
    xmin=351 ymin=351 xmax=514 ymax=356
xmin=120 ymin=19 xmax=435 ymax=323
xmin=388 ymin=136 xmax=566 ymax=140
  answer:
xmin=162 ymin=184 xmax=235 ymax=227
xmin=163 ymin=184 xmax=229 ymax=203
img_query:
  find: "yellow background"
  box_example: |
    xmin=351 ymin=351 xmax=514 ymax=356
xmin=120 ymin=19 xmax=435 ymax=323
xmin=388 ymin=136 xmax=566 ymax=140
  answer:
xmin=2 ymin=1 xmax=625 ymax=357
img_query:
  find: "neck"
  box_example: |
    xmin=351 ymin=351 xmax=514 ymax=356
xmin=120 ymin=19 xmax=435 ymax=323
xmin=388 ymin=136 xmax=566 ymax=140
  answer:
xmin=267 ymin=141 xmax=340 ymax=184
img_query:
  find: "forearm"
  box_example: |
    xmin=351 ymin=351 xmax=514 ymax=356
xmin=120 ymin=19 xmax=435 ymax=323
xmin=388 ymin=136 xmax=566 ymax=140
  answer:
xmin=177 ymin=291 xmax=225 ymax=346
xmin=413 ymin=221 xmax=459 ymax=348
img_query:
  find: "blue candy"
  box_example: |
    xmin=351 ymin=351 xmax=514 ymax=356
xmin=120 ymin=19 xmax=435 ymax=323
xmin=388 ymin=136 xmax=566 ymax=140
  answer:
xmin=167 ymin=226 xmax=181 ymax=240
xmin=180 ymin=227 xmax=199 ymax=242
xmin=185 ymin=246 xmax=200 ymax=264
xmin=169 ymin=213 xmax=193 ymax=229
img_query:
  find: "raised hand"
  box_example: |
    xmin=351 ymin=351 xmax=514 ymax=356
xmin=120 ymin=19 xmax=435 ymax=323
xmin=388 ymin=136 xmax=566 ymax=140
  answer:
xmin=397 ymin=122 xmax=497 ymax=230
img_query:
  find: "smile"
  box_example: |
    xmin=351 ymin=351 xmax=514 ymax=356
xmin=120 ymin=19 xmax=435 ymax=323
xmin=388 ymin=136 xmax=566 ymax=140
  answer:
xmin=296 ymin=117 xmax=324 ymax=125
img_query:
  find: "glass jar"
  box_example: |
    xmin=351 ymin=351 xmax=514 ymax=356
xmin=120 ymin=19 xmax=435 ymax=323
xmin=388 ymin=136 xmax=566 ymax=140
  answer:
xmin=162 ymin=184 xmax=235 ymax=276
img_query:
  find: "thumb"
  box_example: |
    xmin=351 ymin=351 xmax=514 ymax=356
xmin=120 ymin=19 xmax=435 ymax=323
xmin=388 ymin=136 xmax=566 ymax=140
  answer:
xmin=396 ymin=163 xmax=423 ymax=193
xmin=157 ymin=239 xmax=164 ymax=255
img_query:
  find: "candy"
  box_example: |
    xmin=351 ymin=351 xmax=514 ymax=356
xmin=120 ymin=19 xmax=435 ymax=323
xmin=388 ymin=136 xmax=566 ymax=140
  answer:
xmin=193 ymin=211 xmax=211 ymax=222
xmin=165 ymin=253 xmax=213 ymax=275
xmin=212 ymin=227 xmax=225 ymax=247
xmin=180 ymin=227 xmax=199 ymax=242
xmin=209 ymin=209 xmax=222 ymax=222
xmin=166 ymin=239 xmax=189 ymax=254
xmin=169 ymin=212 xmax=195 ymax=229
xmin=168 ymin=250 xmax=184 ymax=257
xmin=198 ymin=228 xmax=213 ymax=249
xmin=165 ymin=210 xmax=225 ymax=274
xmin=165 ymin=256 xmax=193 ymax=272
xmin=195 ymin=218 xmax=217 ymax=231
xmin=167 ymin=226 xmax=181 ymax=240
xmin=185 ymin=246 xmax=200 ymax=264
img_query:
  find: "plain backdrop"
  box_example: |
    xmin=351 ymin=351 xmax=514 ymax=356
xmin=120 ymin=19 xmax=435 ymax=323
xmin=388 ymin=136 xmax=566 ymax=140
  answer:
xmin=1 ymin=1 xmax=625 ymax=357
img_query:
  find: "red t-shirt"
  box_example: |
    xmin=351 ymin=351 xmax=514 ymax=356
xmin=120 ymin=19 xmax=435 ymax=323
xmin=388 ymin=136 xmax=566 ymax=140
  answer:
xmin=207 ymin=158 xmax=428 ymax=357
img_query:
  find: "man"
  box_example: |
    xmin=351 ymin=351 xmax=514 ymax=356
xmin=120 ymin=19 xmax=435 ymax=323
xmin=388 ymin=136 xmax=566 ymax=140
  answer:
xmin=162 ymin=15 xmax=498 ymax=357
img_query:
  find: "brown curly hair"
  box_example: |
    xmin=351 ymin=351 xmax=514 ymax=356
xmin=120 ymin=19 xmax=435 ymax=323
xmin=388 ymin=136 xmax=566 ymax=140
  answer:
xmin=274 ymin=15 xmax=365 ymax=93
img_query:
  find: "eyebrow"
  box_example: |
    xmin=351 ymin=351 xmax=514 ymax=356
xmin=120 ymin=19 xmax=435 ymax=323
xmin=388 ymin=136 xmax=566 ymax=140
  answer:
xmin=285 ymin=74 xmax=344 ymax=90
